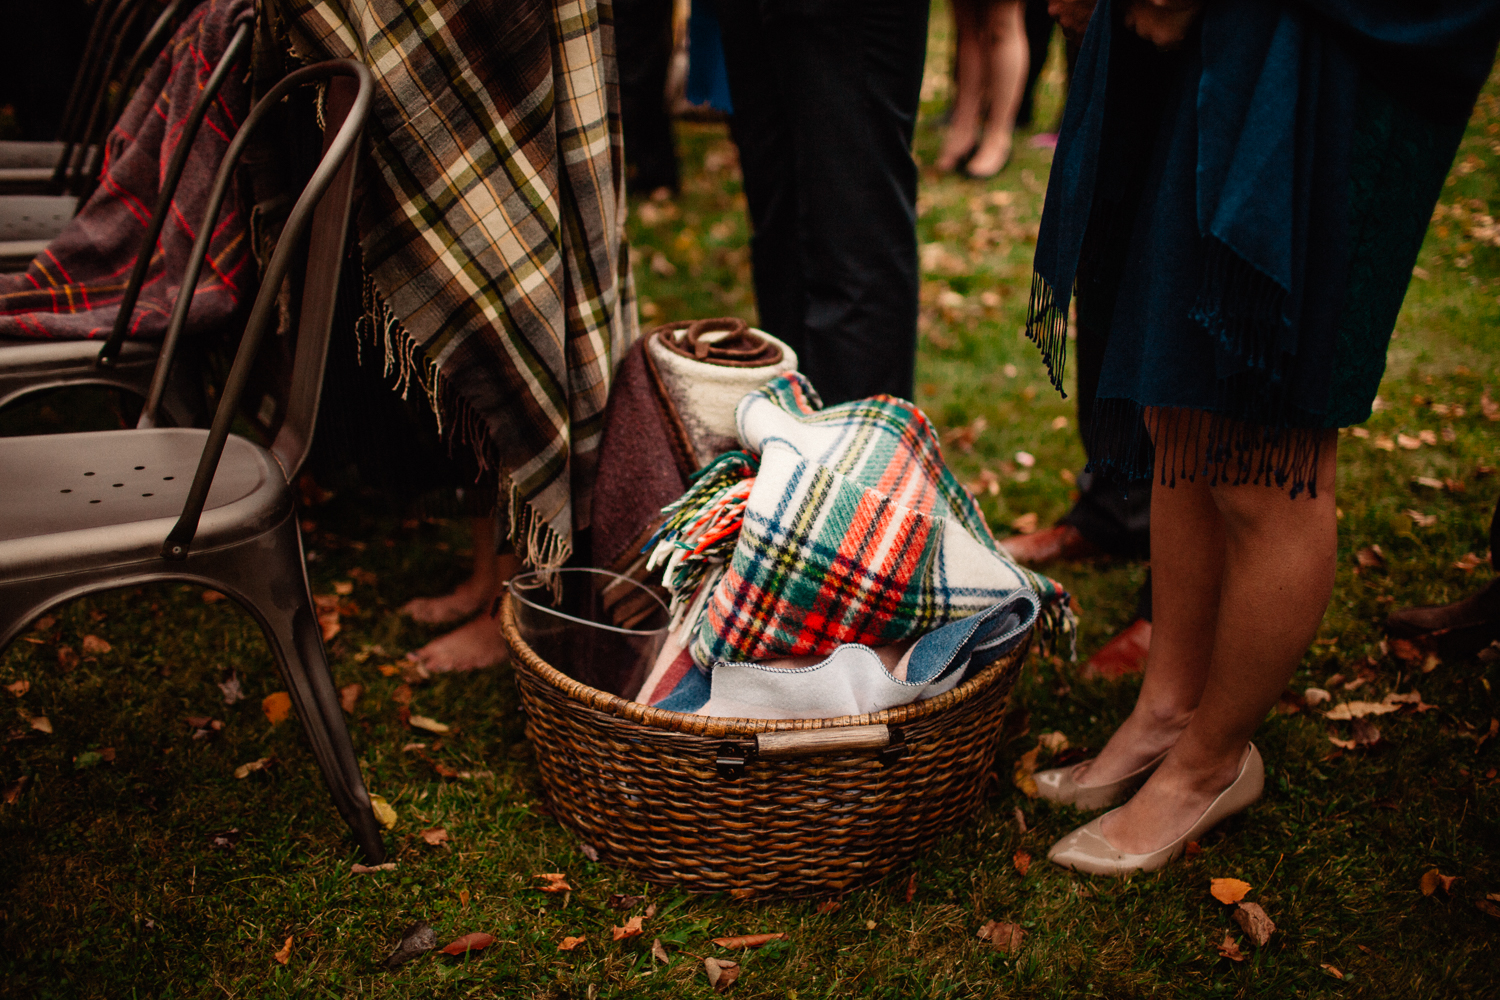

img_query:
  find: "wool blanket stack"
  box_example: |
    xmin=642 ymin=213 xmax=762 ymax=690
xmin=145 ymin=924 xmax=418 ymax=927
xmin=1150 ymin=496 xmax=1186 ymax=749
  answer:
xmin=280 ymin=0 xmax=637 ymax=571
xmin=647 ymin=373 xmax=1071 ymax=675
xmin=0 ymin=0 xmax=256 ymax=341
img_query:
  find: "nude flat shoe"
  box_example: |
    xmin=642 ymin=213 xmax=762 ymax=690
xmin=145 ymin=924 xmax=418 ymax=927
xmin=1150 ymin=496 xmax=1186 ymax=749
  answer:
xmin=1047 ymin=743 xmax=1264 ymax=876
xmin=1033 ymin=749 xmax=1169 ymax=811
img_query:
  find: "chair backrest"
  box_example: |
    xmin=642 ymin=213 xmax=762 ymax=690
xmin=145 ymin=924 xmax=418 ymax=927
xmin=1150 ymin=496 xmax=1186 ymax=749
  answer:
xmin=94 ymin=17 xmax=253 ymax=370
xmin=146 ymin=60 xmax=373 ymax=560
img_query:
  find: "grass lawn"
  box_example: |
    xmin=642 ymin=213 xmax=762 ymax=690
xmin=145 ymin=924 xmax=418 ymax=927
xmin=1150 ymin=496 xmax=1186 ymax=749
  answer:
xmin=3 ymin=13 xmax=1499 ymax=999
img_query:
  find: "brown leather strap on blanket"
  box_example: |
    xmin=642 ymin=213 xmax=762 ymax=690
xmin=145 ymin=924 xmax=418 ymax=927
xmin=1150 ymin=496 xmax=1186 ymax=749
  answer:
xmin=654 ymin=317 xmax=783 ymax=368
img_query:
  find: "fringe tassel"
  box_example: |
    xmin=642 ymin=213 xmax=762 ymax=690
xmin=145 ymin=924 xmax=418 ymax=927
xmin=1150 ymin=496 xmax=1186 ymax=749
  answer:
xmin=1189 ymin=237 xmax=1290 ymax=374
xmin=645 ymin=451 xmax=759 ymax=632
xmin=1025 ymin=271 xmax=1071 ymax=396
xmin=1083 ymin=397 xmax=1329 ymax=500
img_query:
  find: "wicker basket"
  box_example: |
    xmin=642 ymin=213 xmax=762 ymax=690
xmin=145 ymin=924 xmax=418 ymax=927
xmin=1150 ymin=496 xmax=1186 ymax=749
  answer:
xmin=502 ymin=593 xmax=1030 ymax=897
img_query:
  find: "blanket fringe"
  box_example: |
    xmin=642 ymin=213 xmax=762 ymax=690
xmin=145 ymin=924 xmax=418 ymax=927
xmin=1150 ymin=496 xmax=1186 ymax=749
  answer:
xmin=1189 ymin=236 xmax=1289 ymax=374
xmin=645 ymin=450 xmax=759 ymax=632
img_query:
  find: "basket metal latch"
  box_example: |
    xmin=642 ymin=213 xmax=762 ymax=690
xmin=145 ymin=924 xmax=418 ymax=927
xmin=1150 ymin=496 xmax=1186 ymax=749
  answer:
xmin=716 ymin=740 xmax=756 ymax=780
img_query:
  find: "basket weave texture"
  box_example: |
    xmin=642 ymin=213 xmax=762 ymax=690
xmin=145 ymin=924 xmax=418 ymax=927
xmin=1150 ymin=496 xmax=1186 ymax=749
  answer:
xmin=502 ymin=593 xmax=1029 ymax=897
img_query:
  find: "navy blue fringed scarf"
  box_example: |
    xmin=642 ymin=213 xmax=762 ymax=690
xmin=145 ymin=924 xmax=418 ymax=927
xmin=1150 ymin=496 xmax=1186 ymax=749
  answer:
xmin=1029 ymin=0 xmax=1500 ymax=494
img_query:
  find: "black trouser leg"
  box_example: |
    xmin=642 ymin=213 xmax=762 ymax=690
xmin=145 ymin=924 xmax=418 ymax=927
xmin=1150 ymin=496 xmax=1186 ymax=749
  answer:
xmin=1016 ymin=0 xmax=1055 ymax=128
xmin=616 ymin=0 xmax=680 ymax=194
xmin=715 ymin=0 xmax=928 ymax=405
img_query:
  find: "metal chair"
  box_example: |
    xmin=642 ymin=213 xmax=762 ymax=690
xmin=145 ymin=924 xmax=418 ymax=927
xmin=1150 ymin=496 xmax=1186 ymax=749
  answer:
xmin=0 ymin=0 xmax=192 ymax=267
xmin=0 ymin=17 xmax=252 ymax=427
xmin=0 ymin=60 xmax=387 ymax=861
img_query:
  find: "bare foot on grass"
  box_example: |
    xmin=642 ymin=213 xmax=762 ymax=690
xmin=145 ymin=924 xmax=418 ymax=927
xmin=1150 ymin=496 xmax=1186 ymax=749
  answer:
xmin=400 ymin=572 xmax=495 ymax=625
xmin=405 ymin=610 xmax=511 ymax=674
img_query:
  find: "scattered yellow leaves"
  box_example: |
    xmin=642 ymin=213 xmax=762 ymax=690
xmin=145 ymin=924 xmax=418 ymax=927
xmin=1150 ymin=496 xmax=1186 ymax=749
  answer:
xmin=1210 ymin=878 xmax=1252 ymax=905
xmin=351 ymin=862 xmax=397 ymax=874
xmin=369 ymin=795 xmax=397 ymax=829
xmin=409 ymin=715 xmax=451 ymax=734
xmin=234 ymin=757 xmax=272 ymax=779
xmin=262 ymin=691 xmax=292 ymax=725
xmin=1303 ymin=687 xmax=1332 ymax=707
xmin=536 ymin=873 xmax=572 ymax=893
xmin=441 ymin=932 xmax=495 ymax=956
xmin=1232 ymin=901 xmax=1276 ymax=946
xmin=7 ymin=680 xmax=29 ymax=697
xmin=704 ymin=956 xmax=740 ymax=992
xmin=1420 ymin=868 xmax=1457 ymax=895
xmin=712 ymin=933 xmax=787 ymax=949
xmin=273 ymin=934 xmax=293 ymax=965
xmin=202 ymin=590 xmax=227 ymax=603
xmin=1010 ymin=512 xmax=1039 ymax=535
xmin=976 ymin=920 xmax=1025 ymax=953
xmin=29 ymin=716 xmax=51 ymax=734
xmin=333 ymin=580 xmax=354 ymax=595
xmin=420 ymin=827 xmax=449 ymax=847
xmin=1325 ymin=700 xmax=1400 ymax=720
xmin=612 ymin=916 xmax=645 ymax=942
xmin=339 ymin=684 xmax=362 ymax=714
xmin=559 ymin=935 xmax=585 ymax=952
xmin=1012 ymin=746 xmax=1040 ymax=798
xmin=1013 ymin=850 xmax=1032 ymax=876
xmin=1036 ymin=731 xmax=1069 ymax=754
xmin=80 ymin=635 xmax=111 ymax=655
xmin=1216 ymin=931 xmax=1245 ymax=962
xmin=1321 ymin=963 xmax=1344 ymax=979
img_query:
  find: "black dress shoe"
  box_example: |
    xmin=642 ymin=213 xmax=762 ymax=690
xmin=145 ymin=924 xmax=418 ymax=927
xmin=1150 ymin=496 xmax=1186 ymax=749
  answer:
xmin=1385 ymin=579 xmax=1500 ymax=656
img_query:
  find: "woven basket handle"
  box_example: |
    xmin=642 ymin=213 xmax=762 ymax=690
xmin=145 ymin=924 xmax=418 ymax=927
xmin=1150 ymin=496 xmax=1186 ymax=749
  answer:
xmin=716 ymin=725 xmax=906 ymax=779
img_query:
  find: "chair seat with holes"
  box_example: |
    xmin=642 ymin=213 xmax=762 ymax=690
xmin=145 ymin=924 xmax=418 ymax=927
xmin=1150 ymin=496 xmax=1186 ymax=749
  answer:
xmin=0 ymin=429 xmax=285 ymax=574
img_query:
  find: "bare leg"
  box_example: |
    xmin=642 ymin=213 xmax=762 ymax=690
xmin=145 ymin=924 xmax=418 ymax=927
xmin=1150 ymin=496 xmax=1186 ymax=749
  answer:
xmin=401 ymin=517 xmax=499 ymax=625
xmin=938 ymin=0 xmax=987 ymax=172
xmin=966 ymin=0 xmax=1028 ymax=178
xmin=1074 ymin=426 xmax=1225 ymax=787
xmin=1099 ymin=424 xmax=1339 ymax=851
xmin=405 ymin=515 xmax=523 ymax=674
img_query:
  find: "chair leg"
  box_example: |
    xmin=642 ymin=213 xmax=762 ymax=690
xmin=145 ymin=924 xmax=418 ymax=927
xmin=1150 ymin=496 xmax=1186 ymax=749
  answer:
xmin=199 ymin=515 xmax=388 ymax=862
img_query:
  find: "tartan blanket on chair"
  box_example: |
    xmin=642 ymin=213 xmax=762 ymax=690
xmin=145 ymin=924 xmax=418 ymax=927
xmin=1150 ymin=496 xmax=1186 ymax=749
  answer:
xmin=0 ymin=0 xmax=256 ymax=340
xmin=279 ymin=0 xmax=637 ymax=569
xmin=649 ymin=373 xmax=1072 ymax=668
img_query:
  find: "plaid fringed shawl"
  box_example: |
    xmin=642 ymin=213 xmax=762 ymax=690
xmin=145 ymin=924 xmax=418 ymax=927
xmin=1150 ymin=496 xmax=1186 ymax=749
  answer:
xmin=650 ymin=373 xmax=1071 ymax=668
xmin=0 ymin=0 xmax=255 ymax=340
xmin=279 ymin=0 xmax=637 ymax=569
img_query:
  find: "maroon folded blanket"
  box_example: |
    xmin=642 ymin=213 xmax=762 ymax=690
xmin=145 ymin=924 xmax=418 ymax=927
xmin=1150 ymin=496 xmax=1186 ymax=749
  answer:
xmin=0 ymin=0 xmax=255 ymax=341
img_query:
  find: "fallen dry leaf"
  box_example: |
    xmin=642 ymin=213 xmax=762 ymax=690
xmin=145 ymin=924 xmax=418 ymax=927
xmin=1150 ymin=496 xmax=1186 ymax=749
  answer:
xmin=1418 ymin=429 xmax=1438 ymax=446
xmin=537 ymin=873 xmax=572 ymax=893
xmin=613 ymin=916 xmax=645 ymax=942
xmin=409 ymin=714 xmax=451 ymax=734
xmin=1397 ymin=433 xmax=1423 ymax=450
xmin=218 ymin=674 xmax=244 ymax=705
xmin=1355 ymin=546 xmax=1386 ymax=569
xmin=1014 ymin=807 xmax=1028 ymax=833
xmin=1414 ymin=475 xmax=1447 ymax=489
xmin=262 ymin=691 xmax=292 ymax=725
xmin=80 ymin=635 xmax=111 ymax=656
xmin=32 ymin=616 xmax=56 ymax=632
xmin=378 ymin=664 xmax=401 ymax=677
xmin=1483 ymin=390 xmax=1500 ymax=421
xmin=1010 ymin=512 xmax=1039 ymax=535
xmin=1321 ymin=963 xmax=1344 ymax=979
xmin=333 ymin=580 xmax=354 ymax=596
xmin=1404 ymin=509 xmax=1438 ymax=528
xmin=1013 ymin=746 xmax=1040 ymax=798
xmin=560 ymin=935 xmax=585 ymax=952
xmin=1326 ymin=700 xmax=1401 ymax=720
xmin=383 ymin=921 xmax=437 ymax=969
xmin=29 ymin=716 xmax=51 ymax=735
xmin=941 ymin=416 xmax=988 ymax=453
xmin=607 ymin=893 xmax=645 ymax=911
xmin=6 ymin=680 xmax=29 ymax=697
xmin=1216 ymin=931 xmax=1245 ymax=962
xmin=349 ymin=567 xmax=378 ymax=586
xmin=651 ymin=938 xmax=669 ymax=963
xmin=712 ymin=933 xmax=788 ymax=949
xmin=1185 ymin=841 xmax=1203 ymax=856
xmin=441 ymin=932 xmax=495 ymax=956
xmin=1233 ymin=902 xmax=1276 ymax=946
xmin=1420 ymin=868 xmax=1458 ymax=895
xmin=1210 ymin=878 xmax=1252 ymax=905
xmin=369 ymin=794 xmax=397 ymax=829
xmin=1455 ymin=552 xmax=1485 ymax=572
xmin=273 ymin=934 xmax=293 ymax=965
xmin=56 ymin=646 xmax=78 ymax=672
xmin=1303 ymin=687 xmax=1332 ymax=706
xmin=905 ymin=871 xmax=918 ymax=903
xmin=339 ymin=683 xmax=362 ymax=714
xmin=392 ymin=683 xmax=414 ymax=707
xmin=3 ymin=776 xmax=31 ymax=804
xmin=581 ymin=842 xmax=600 ymax=862
xmin=1036 ymin=731 xmax=1069 ymax=754
xmin=815 ymin=900 xmax=841 ymax=915
xmin=420 ymin=827 xmax=449 ymax=847
xmin=351 ymin=862 xmax=397 ymax=874
xmin=202 ymin=589 xmax=226 ymax=603
xmin=1373 ymin=435 xmax=1396 ymax=451
xmin=1390 ymin=637 xmax=1425 ymax=665
xmin=1475 ymin=897 xmax=1500 ymax=918
xmin=1013 ymin=850 xmax=1032 ymax=876
xmin=1014 ymin=450 xmax=1036 ymax=468
xmin=976 ymin=920 xmax=1025 ymax=953
xmin=704 ymin=956 xmax=740 ymax=992
xmin=234 ymin=757 xmax=272 ymax=779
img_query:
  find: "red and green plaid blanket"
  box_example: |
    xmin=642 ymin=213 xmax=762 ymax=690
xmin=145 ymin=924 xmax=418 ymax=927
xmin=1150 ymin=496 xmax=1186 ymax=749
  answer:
xmin=280 ymin=0 xmax=637 ymax=570
xmin=650 ymin=373 xmax=1072 ymax=667
xmin=0 ymin=0 xmax=255 ymax=341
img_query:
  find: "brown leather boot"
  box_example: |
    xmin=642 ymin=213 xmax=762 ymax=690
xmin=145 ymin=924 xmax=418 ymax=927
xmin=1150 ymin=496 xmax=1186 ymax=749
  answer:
xmin=1385 ymin=580 xmax=1500 ymax=656
xmin=1000 ymin=524 xmax=1102 ymax=567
